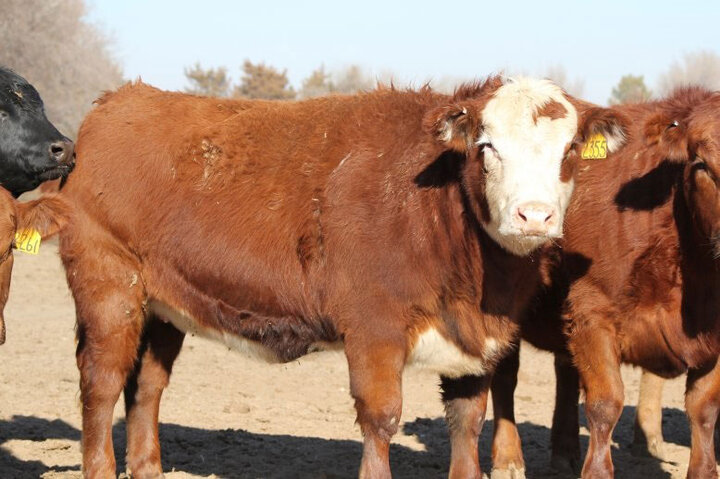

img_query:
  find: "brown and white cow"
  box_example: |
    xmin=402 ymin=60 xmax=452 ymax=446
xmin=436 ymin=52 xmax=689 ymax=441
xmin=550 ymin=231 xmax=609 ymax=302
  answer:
xmin=57 ymin=76 xmax=626 ymax=478
xmin=489 ymin=87 xmax=720 ymax=479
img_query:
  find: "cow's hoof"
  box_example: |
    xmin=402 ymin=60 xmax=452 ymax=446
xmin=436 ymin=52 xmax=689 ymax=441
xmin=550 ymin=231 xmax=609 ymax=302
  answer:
xmin=123 ymin=467 xmax=165 ymax=479
xmin=490 ymin=465 xmax=526 ymax=479
xmin=631 ymin=437 xmax=666 ymax=460
xmin=550 ymin=453 xmax=581 ymax=476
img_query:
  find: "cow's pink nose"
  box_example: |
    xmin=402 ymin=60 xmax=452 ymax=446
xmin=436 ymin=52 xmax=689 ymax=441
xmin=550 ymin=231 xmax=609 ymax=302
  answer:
xmin=515 ymin=202 xmax=556 ymax=235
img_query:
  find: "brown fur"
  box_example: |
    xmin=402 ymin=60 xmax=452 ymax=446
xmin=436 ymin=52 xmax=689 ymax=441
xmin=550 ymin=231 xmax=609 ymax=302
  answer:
xmin=56 ymin=77 xmax=619 ymax=478
xmin=532 ymin=99 xmax=568 ymax=123
xmin=490 ymin=88 xmax=720 ymax=478
xmin=0 ymin=192 xmax=71 ymax=345
xmin=0 ymin=189 xmax=15 ymax=345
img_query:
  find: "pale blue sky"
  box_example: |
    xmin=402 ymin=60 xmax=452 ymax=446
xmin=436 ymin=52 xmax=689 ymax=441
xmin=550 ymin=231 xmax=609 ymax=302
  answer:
xmin=87 ymin=0 xmax=719 ymax=104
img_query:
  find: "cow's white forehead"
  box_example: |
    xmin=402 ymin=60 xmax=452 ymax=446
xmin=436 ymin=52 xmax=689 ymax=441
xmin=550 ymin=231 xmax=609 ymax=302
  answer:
xmin=480 ymin=77 xmax=578 ymax=149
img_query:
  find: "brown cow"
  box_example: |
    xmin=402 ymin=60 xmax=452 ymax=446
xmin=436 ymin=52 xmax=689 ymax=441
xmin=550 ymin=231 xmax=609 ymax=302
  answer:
xmin=57 ymin=77 xmax=626 ymax=478
xmin=0 ymin=190 xmax=71 ymax=343
xmin=489 ymin=87 xmax=720 ymax=479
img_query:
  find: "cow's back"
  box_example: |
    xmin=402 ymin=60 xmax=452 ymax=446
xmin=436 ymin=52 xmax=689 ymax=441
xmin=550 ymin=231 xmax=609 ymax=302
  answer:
xmin=62 ymin=82 xmax=444 ymax=323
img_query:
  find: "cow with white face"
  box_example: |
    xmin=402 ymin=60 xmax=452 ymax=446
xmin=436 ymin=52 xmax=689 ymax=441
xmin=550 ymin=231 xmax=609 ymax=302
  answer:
xmin=428 ymin=76 xmax=626 ymax=256
xmin=60 ymin=76 xmax=628 ymax=478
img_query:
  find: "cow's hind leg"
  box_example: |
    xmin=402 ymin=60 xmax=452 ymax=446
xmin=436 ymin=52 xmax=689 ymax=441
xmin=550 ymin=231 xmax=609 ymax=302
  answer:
xmin=66 ymin=244 xmax=146 ymax=479
xmin=442 ymin=374 xmax=491 ymax=479
xmin=124 ymin=316 xmax=185 ymax=479
xmin=489 ymin=345 xmax=525 ymax=479
xmin=550 ymin=353 xmax=581 ymax=474
xmin=632 ymin=369 xmax=666 ymax=459
xmin=685 ymin=359 xmax=720 ymax=479
xmin=345 ymin=330 xmax=406 ymax=479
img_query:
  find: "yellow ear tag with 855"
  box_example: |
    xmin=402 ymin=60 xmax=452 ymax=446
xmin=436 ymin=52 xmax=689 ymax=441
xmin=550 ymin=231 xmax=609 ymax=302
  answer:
xmin=14 ymin=229 xmax=41 ymax=255
xmin=581 ymin=133 xmax=608 ymax=159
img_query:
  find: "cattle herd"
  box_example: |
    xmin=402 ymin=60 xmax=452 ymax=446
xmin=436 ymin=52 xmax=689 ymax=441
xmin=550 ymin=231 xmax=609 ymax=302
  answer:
xmin=1 ymin=64 xmax=719 ymax=479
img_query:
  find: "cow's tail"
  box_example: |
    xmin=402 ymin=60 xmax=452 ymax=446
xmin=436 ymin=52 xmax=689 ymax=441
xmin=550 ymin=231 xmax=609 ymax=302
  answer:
xmin=16 ymin=193 xmax=72 ymax=239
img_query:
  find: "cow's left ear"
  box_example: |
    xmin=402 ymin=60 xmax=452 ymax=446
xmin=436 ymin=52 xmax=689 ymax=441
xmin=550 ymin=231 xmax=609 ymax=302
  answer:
xmin=16 ymin=194 xmax=71 ymax=239
xmin=577 ymin=106 xmax=630 ymax=154
xmin=423 ymin=102 xmax=480 ymax=152
xmin=643 ymin=112 xmax=690 ymax=162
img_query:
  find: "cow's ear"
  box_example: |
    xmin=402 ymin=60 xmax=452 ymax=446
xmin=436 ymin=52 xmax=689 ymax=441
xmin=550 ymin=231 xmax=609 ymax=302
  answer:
xmin=578 ymin=106 xmax=630 ymax=154
xmin=16 ymin=194 xmax=71 ymax=239
xmin=643 ymin=112 xmax=690 ymax=162
xmin=423 ymin=102 xmax=479 ymax=152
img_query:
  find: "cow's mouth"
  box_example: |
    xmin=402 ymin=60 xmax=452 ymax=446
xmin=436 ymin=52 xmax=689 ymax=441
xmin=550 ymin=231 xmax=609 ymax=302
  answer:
xmin=38 ymin=163 xmax=74 ymax=181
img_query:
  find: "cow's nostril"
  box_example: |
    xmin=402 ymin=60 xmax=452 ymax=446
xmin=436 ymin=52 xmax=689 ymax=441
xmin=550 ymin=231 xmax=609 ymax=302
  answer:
xmin=49 ymin=140 xmax=75 ymax=165
xmin=516 ymin=202 xmax=557 ymax=232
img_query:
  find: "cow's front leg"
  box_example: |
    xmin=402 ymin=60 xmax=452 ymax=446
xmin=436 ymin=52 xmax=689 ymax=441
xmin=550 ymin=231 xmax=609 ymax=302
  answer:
xmin=550 ymin=353 xmax=581 ymax=474
xmin=489 ymin=345 xmax=525 ymax=479
xmin=685 ymin=358 xmax=720 ymax=479
xmin=442 ymin=374 xmax=491 ymax=479
xmin=633 ymin=369 xmax=666 ymax=459
xmin=0 ymin=194 xmax=16 ymax=345
xmin=346 ymin=332 xmax=406 ymax=479
xmin=569 ymin=329 xmax=623 ymax=479
xmin=0 ymin=250 xmax=12 ymax=345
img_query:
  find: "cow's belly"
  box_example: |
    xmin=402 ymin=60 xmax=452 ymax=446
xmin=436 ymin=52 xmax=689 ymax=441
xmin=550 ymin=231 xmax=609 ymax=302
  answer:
xmin=150 ymin=300 xmax=497 ymax=377
xmin=150 ymin=300 xmax=284 ymax=362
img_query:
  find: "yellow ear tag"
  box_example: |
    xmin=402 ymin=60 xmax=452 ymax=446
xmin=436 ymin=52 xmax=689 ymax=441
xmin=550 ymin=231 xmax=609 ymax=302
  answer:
xmin=14 ymin=229 xmax=41 ymax=255
xmin=581 ymin=133 xmax=608 ymax=160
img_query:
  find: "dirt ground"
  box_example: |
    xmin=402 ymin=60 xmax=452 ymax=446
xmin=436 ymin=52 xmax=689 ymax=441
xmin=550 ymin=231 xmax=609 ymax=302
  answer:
xmin=0 ymin=242 xmax=707 ymax=478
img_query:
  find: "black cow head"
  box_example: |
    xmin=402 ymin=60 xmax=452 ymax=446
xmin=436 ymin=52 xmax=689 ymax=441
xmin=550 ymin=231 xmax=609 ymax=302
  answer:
xmin=0 ymin=67 xmax=74 ymax=197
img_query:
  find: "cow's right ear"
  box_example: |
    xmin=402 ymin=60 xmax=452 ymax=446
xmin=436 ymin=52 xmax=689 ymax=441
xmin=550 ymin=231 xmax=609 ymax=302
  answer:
xmin=643 ymin=112 xmax=690 ymax=162
xmin=423 ymin=102 xmax=479 ymax=152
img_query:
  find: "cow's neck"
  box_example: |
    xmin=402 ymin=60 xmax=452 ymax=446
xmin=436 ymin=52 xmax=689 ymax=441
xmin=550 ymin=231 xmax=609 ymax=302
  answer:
xmin=441 ymin=181 xmax=543 ymax=323
xmin=674 ymin=185 xmax=720 ymax=342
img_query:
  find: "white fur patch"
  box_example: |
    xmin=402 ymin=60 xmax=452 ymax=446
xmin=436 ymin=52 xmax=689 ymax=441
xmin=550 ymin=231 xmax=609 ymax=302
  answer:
xmin=407 ymin=328 xmax=494 ymax=378
xmin=605 ymin=124 xmax=626 ymax=153
xmin=149 ymin=300 xmax=281 ymax=363
xmin=478 ymin=77 xmax=578 ymax=256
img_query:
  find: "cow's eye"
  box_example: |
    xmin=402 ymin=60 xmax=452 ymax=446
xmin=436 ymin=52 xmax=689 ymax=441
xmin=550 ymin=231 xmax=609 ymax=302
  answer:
xmin=692 ymin=156 xmax=716 ymax=181
xmin=477 ymin=142 xmax=493 ymax=151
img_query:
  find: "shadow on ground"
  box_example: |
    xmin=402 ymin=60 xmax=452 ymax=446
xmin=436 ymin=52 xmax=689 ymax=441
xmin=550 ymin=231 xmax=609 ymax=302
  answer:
xmin=0 ymin=415 xmax=80 ymax=477
xmin=0 ymin=404 xmax=692 ymax=478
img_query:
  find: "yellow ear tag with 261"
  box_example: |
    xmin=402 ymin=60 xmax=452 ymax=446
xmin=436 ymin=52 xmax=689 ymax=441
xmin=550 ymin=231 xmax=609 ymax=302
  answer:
xmin=581 ymin=133 xmax=608 ymax=160
xmin=14 ymin=229 xmax=41 ymax=255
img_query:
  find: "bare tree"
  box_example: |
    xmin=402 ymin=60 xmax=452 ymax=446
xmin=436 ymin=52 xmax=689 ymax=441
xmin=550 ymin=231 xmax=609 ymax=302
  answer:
xmin=658 ymin=50 xmax=720 ymax=95
xmin=233 ymin=60 xmax=295 ymax=100
xmin=0 ymin=0 xmax=124 ymax=137
xmin=299 ymin=65 xmax=335 ymax=99
xmin=184 ymin=63 xmax=231 ymax=97
xmin=609 ymin=75 xmax=652 ymax=105
xmin=543 ymin=64 xmax=585 ymax=97
xmin=333 ymin=65 xmax=374 ymax=94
